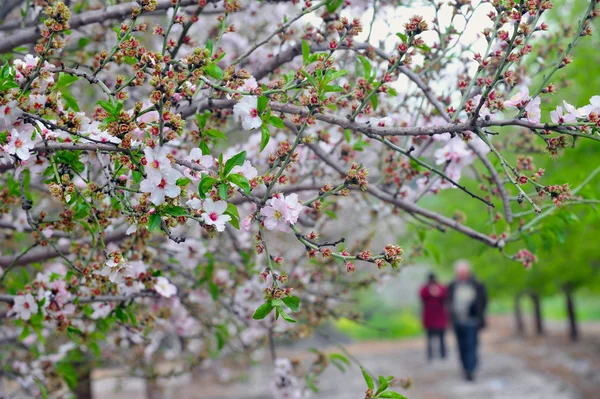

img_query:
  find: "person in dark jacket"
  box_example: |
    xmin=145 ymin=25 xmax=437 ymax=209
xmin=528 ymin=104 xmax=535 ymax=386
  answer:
xmin=419 ymin=272 xmax=448 ymax=361
xmin=447 ymin=260 xmax=487 ymax=382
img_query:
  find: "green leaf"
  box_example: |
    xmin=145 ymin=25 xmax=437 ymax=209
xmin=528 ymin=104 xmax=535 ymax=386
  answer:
xmin=34 ymin=379 xmax=48 ymax=399
xmin=252 ymin=302 xmax=275 ymax=320
xmin=379 ymin=392 xmax=407 ymax=399
xmin=361 ymin=367 xmax=374 ymax=390
xmin=300 ymin=70 xmax=318 ymax=88
xmin=371 ymin=93 xmax=379 ymax=110
xmin=164 ymin=205 xmax=187 ymax=216
xmin=148 ymin=214 xmax=162 ymax=231
xmin=257 ymin=95 xmax=268 ymax=113
xmin=260 ymin=124 xmax=270 ymax=152
xmin=302 ymin=40 xmax=311 ymax=65
xmin=132 ymin=171 xmax=143 ymax=184
xmin=396 ymin=32 xmax=408 ymax=43
xmin=357 ymin=55 xmax=372 ymax=79
xmin=326 ymin=0 xmax=343 ymax=13
xmin=205 ymin=63 xmax=223 ymax=80
xmin=225 ymin=203 xmax=240 ymax=220
xmin=205 ymin=128 xmax=228 ymax=141
xmin=218 ymin=183 xmax=229 ymax=199
xmin=208 ymin=281 xmax=219 ymax=300
xmin=206 ymin=39 xmax=213 ymax=55
xmin=375 ymin=376 xmax=389 ymax=395
xmin=276 ymin=306 xmax=296 ymax=323
xmin=269 ymin=115 xmax=285 ymax=129
xmin=282 ymin=296 xmax=300 ymax=312
xmin=199 ymin=175 xmax=217 ymax=199
xmin=228 ymin=173 xmax=251 ymax=194
xmin=56 ymin=73 xmax=78 ymax=89
xmin=223 ymin=151 xmax=246 ymax=176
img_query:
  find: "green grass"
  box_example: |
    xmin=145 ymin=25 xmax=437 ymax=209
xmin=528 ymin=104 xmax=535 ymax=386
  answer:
xmin=335 ymin=310 xmax=423 ymax=340
xmin=489 ymin=294 xmax=600 ymax=322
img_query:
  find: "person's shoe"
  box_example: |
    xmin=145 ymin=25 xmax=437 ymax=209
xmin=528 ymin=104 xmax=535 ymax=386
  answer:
xmin=465 ymin=372 xmax=475 ymax=382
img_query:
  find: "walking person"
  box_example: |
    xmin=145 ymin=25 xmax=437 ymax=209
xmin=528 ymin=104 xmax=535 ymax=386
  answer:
xmin=419 ymin=272 xmax=448 ymax=361
xmin=447 ymin=260 xmax=488 ymax=382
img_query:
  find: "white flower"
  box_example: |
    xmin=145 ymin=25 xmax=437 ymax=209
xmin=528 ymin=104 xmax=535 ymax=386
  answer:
xmin=0 ymin=101 xmax=23 ymax=130
xmin=144 ymin=147 xmax=172 ymax=179
xmin=201 ymin=198 xmax=231 ymax=232
xmin=233 ymin=96 xmax=263 ymax=130
xmin=90 ymin=302 xmax=113 ymax=319
xmin=85 ymin=122 xmax=121 ymax=144
xmin=230 ymin=160 xmax=258 ymax=180
xmin=96 ymin=255 xmax=132 ymax=284
xmin=578 ymin=95 xmax=600 ymax=115
xmin=11 ymin=293 xmax=38 ymax=320
xmin=154 ymin=276 xmax=177 ymax=298
xmin=185 ymin=148 xmax=214 ymax=168
xmin=140 ymin=167 xmax=183 ymax=205
xmin=126 ymin=223 xmax=138 ymax=235
xmin=525 ymin=97 xmax=541 ymax=124
xmin=3 ymin=128 xmax=36 ymax=161
xmin=186 ymin=197 xmax=203 ymax=210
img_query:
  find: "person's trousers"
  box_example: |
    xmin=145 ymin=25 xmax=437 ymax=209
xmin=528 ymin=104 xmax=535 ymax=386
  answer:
xmin=454 ymin=323 xmax=479 ymax=375
xmin=426 ymin=328 xmax=447 ymax=360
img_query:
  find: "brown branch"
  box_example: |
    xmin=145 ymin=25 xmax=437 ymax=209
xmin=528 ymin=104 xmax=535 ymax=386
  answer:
xmin=0 ymin=0 xmax=219 ymax=54
xmin=0 ymin=229 xmax=129 ymax=268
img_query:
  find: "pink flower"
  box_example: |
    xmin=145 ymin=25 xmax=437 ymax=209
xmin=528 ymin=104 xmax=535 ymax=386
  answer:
xmin=201 ymin=198 xmax=231 ymax=232
xmin=504 ymin=88 xmax=530 ymax=108
xmin=260 ymin=193 xmax=304 ymax=232
xmin=154 ymin=276 xmax=177 ymax=298
xmin=525 ymin=97 xmax=541 ymax=124
xmin=550 ymin=104 xmax=578 ymax=124
xmin=233 ymin=96 xmax=262 ymax=130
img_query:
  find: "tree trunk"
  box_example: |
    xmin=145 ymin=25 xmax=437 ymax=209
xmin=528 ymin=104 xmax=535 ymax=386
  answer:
xmin=514 ymin=292 xmax=525 ymax=335
xmin=73 ymin=361 xmax=92 ymax=399
xmin=146 ymin=377 xmax=165 ymax=399
xmin=564 ymin=286 xmax=579 ymax=341
xmin=530 ymin=293 xmax=544 ymax=336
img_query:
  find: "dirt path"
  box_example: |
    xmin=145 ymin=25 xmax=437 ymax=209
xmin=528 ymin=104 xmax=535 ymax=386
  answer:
xmin=93 ymin=316 xmax=600 ymax=399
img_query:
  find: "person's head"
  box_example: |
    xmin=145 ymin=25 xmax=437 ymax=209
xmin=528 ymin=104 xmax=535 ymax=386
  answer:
xmin=427 ymin=272 xmax=437 ymax=284
xmin=454 ymin=260 xmax=472 ymax=281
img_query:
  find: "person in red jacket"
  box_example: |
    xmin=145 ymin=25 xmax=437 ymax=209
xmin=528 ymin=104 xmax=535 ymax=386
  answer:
xmin=420 ymin=272 xmax=448 ymax=361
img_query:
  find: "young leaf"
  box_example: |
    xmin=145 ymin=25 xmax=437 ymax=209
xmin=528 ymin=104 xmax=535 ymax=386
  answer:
xmin=257 ymin=95 xmax=269 ymax=112
xmin=228 ymin=173 xmax=251 ymax=194
xmin=378 ymin=392 xmax=407 ymax=399
xmin=218 ymin=183 xmax=229 ymax=199
xmin=302 ymin=40 xmax=311 ymax=65
xmin=205 ymin=63 xmax=224 ymax=80
xmin=360 ymin=367 xmax=374 ymax=390
xmin=282 ymin=296 xmax=300 ymax=312
xmin=252 ymin=302 xmax=275 ymax=320
xmin=164 ymin=205 xmax=187 ymax=216
xmin=223 ymin=150 xmax=246 ymax=176
xmin=260 ymin=124 xmax=270 ymax=152
xmin=277 ymin=306 xmax=296 ymax=323
xmin=148 ymin=214 xmax=162 ymax=231
xmin=269 ymin=115 xmax=286 ymax=129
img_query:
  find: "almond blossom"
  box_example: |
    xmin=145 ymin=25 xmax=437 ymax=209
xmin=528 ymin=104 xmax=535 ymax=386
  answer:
xmin=550 ymin=105 xmax=578 ymax=124
xmin=230 ymin=160 xmax=258 ymax=180
xmin=233 ymin=96 xmax=262 ymax=130
xmin=525 ymin=97 xmax=541 ymax=124
xmin=0 ymin=101 xmax=22 ymax=130
xmin=140 ymin=167 xmax=183 ymax=205
xmin=154 ymin=277 xmax=177 ymax=298
xmin=2 ymin=128 xmax=36 ymax=161
xmin=10 ymin=293 xmax=39 ymax=320
xmin=201 ymin=198 xmax=231 ymax=232
xmin=578 ymin=95 xmax=600 ymax=115
xmin=261 ymin=193 xmax=305 ymax=232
